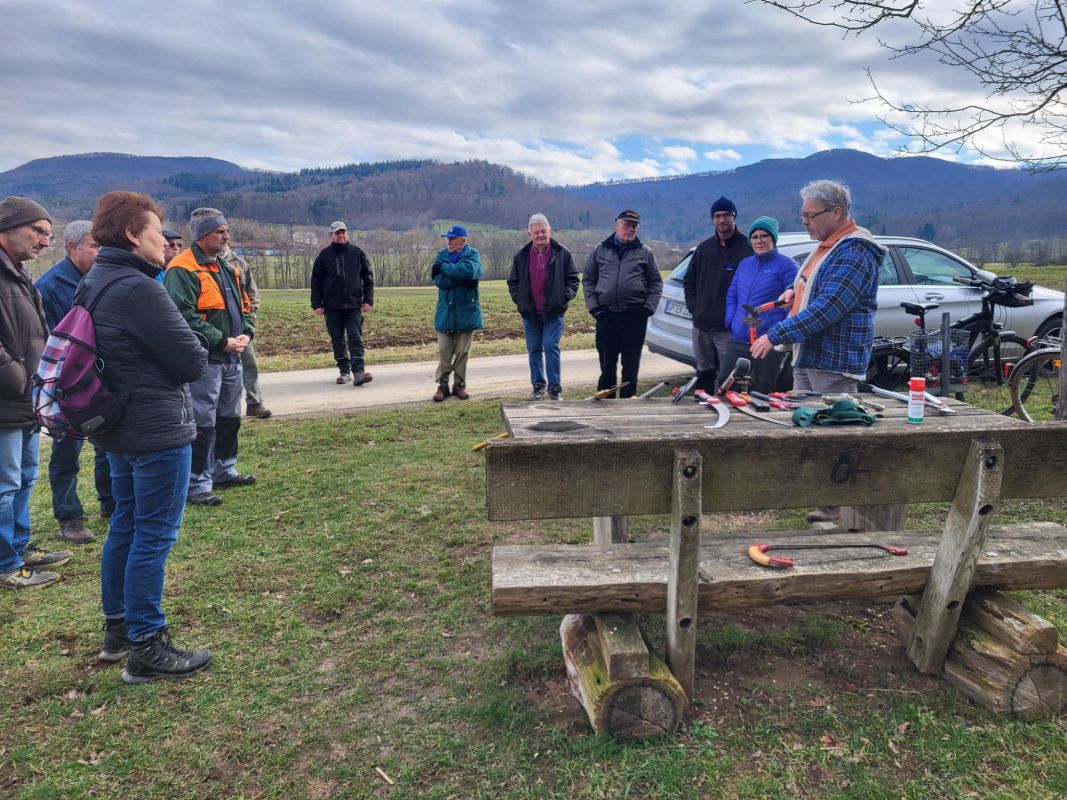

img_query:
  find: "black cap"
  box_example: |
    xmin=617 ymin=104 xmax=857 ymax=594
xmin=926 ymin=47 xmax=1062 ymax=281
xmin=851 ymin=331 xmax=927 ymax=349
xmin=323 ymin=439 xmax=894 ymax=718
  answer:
xmin=163 ymin=229 xmax=183 ymax=241
xmin=615 ymin=209 xmax=640 ymax=223
xmin=710 ymin=196 xmax=737 ymax=217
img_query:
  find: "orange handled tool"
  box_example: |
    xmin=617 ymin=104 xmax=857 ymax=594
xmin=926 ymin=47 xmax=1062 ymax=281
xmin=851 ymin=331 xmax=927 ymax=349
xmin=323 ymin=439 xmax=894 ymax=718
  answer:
xmin=748 ymin=542 xmax=909 ymax=569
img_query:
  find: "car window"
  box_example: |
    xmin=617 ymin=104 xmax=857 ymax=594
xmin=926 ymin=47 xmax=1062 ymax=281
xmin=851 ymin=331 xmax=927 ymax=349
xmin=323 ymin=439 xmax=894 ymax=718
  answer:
xmin=878 ymin=251 xmax=903 ymax=286
xmin=666 ymin=253 xmax=691 ymax=281
xmin=899 ymin=247 xmax=973 ymax=286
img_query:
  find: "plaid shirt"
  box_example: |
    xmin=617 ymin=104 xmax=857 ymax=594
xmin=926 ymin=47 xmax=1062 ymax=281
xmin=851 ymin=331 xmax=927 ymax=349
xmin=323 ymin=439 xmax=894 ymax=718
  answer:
xmin=768 ymin=237 xmax=882 ymax=376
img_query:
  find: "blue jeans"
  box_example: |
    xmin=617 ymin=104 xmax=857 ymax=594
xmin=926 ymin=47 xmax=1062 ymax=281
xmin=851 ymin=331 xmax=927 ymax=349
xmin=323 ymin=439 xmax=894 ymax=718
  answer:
xmin=523 ymin=315 xmax=565 ymax=391
xmin=48 ymin=436 xmax=113 ymax=521
xmin=101 ymin=444 xmax=191 ymax=641
xmin=0 ymin=426 xmax=39 ymax=574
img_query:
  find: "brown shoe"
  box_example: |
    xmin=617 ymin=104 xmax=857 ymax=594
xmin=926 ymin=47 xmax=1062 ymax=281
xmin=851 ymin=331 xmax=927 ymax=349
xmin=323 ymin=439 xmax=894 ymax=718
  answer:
xmin=336 ymin=373 xmax=351 ymax=385
xmin=805 ymin=506 xmax=840 ymax=523
xmin=432 ymin=383 xmax=450 ymax=402
xmin=246 ymin=403 xmax=272 ymax=419
xmin=452 ymin=384 xmax=470 ymax=400
xmin=58 ymin=518 xmax=95 ymax=544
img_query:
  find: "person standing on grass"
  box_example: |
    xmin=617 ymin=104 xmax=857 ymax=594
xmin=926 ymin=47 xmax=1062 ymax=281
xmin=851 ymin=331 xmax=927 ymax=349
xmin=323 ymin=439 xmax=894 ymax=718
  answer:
xmin=35 ymin=219 xmax=114 ymax=544
xmin=508 ymin=213 xmax=579 ymax=401
xmin=583 ymin=210 xmax=662 ymax=399
xmin=431 ymin=225 xmax=483 ymax=402
xmin=0 ymin=196 xmax=73 ymax=590
xmin=165 ymin=207 xmax=256 ymax=507
xmin=222 ymin=245 xmax=271 ymax=419
xmin=310 ymin=221 xmax=375 ymax=387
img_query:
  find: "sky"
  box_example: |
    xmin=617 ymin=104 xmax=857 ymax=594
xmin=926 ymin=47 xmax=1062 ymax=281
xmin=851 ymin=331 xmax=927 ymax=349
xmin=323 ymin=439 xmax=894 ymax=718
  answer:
xmin=0 ymin=0 xmax=1031 ymax=185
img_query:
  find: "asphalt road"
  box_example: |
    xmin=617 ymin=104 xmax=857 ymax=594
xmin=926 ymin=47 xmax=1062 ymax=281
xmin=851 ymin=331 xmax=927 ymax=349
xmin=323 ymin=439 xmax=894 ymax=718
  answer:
xmin=254 ymin=348 xmax=691 ymax=418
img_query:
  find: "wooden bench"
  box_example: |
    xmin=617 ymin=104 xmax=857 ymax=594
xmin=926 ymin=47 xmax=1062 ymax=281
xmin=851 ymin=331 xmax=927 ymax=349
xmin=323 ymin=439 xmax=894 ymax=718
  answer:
xmin=485 ymin=400 xmax=1067 ymax=735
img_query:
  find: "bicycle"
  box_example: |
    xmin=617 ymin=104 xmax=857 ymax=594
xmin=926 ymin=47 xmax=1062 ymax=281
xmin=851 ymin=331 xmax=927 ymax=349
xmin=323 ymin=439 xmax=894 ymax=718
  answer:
xmin=1009 ymin=334 xmax=1062 ymax=422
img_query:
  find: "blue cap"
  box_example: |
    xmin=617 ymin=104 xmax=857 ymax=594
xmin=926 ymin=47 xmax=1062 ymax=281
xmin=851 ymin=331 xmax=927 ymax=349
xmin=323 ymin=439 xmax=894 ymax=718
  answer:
xmin=442 ymin=224 xmax=468 ymax=238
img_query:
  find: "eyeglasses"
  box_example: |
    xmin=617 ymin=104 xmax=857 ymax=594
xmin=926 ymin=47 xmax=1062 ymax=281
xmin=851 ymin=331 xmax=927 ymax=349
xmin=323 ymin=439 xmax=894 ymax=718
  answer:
xmin=750 ymin=234 xmax=773 ymax=242
xmin=29 ymin=224 xmax=54 ymax=242
xmin=799 ymin=208 xmax=834 ymax=223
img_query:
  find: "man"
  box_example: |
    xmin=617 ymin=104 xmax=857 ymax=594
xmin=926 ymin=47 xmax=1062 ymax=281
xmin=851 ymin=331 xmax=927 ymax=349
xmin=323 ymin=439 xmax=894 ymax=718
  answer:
xmin=683 ymin=196 xmax=753 ymax=393
xmin=35 ymin=220 xmax=113 ymax=543
xmin=751 ymin=180 xmax=883 ymax=524
xmin=507 ymin=213 xmax=579 ymax=401
xmin=431 ymin=225 xmax=482 ymax=401
xmin=222 ymin=245 xmax=271 ymax=418
xmin=310 ymin=221 xmax=375 ymax=386
xmin=0 ymin=197 xmax=72 ymax=589
xmin=583 ymin=210 xmax=662 ymax=399
xmin=165 ymin=208 xmax=255 ymax=506
xmin=163 ymin=229 xmax=183 ymax=268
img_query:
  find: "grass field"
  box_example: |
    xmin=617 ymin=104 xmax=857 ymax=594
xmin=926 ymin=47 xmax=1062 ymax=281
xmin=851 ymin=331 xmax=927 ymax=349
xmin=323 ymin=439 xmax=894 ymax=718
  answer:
xmin=2 ymin=399 xmax=1065 ymax=799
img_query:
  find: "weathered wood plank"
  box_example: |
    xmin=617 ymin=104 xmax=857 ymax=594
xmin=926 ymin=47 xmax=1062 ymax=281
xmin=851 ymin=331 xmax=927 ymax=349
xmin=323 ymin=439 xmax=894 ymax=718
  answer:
xmin=593 ymin=516 xmax=630 ymax=544
xmin=909 ymin=439 xmax=1004 ymax=673
xmin=491 ymin=523 xmax=1067 ymax=616
xmin=484 ymin=421 xmax=1067 ymax=520
xmin=593 ymin=614 xmax=650 ymax=680
xmin=666 ymin=449 xmax=701 ymax=699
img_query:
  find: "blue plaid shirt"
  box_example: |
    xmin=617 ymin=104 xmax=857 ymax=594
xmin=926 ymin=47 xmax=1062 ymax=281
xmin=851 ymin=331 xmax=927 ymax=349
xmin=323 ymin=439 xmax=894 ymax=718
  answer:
xmin=768 ymin=237 xmax=883 ymax=376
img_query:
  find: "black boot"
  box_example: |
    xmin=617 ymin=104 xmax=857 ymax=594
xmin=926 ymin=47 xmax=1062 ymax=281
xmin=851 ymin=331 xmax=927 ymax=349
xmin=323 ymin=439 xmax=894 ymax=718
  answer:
xmin=98 ymin=618 xmax=130 ymax=662
xmin=121 ymin=628 xmax=212 ymax=684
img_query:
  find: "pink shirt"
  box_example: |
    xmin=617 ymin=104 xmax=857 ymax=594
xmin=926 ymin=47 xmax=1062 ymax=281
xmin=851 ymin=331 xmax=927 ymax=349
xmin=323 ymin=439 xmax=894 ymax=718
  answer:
xmin=529 ymin=245 xmax=550 ymax=314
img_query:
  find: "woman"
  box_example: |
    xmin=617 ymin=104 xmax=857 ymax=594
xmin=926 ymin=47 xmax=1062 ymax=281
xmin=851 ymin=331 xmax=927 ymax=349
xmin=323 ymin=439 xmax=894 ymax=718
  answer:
xmin=83 ymin=191 xmax=210 ymax=684
xmin=720 ymin=216 xmax=799 ymax=393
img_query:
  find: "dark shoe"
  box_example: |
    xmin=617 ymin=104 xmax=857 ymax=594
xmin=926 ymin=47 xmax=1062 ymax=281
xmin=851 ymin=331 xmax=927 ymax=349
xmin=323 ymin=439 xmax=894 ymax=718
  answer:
xmin=214 ymin=474 xmax=256 ymax=490
xmin=528 ymin=386 xmax=546 ymax=401
xmin=58 ymin=517 xmax=95 ymax=544
xmin=353 ymin=371 xmax=373 ymax=386
xmin=336 ymin=373 xmax=352 ymax=385
xmin=99 ymin=618 xmax=130 ymax=662
xmin=22 ymin=543 xmax=72 ymax=568
xmin=433 ymin=383 xmax=450 ymax=402
xmin=548 ymin=387 xmax=563 ymax=401
xmin=121 ymin=628 xmax=212 ymax=684
xmin=100 ymin=505 xmax=115 ymax=520
xmin=246 ymin=403 xmax=272 ymax=419
xmin=806 ymin=506 xmax=840 ymax=523
xmin=452 ymin=384 xmax=470 ymax=400
xmin=0 ymin=566 xmax=59 ymax=590
xmin=187 ymin=492 xmax=222 ymax=507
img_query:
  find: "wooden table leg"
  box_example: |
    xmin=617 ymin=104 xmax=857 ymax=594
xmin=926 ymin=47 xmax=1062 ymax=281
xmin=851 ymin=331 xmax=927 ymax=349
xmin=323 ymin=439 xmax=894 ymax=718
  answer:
xmin=667 ymin=449 xmax=702 ymax=699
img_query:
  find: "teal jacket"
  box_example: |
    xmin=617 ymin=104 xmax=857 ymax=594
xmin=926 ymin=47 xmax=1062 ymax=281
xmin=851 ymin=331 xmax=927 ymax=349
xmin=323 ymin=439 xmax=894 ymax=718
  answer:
xmin=432 ymin=244 xmax=484 ymax=333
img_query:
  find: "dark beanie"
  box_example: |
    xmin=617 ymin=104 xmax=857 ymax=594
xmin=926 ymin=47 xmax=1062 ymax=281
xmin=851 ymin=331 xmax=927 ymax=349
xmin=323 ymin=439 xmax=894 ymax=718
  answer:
xmin=710 ymin=196 xmax=737 ymax=217
xmin=0 ymin=196 xmax=51 ymax=232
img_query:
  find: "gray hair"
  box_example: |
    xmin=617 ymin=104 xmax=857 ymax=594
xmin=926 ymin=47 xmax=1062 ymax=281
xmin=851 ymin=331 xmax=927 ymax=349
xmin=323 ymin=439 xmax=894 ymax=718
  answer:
xmin=800 ymin=180 xmax=851 ymax=216
xmin=63 ymin=220 xmax=93 ymax=252
xmin=527 ymin=213 xmax=550 ymax=231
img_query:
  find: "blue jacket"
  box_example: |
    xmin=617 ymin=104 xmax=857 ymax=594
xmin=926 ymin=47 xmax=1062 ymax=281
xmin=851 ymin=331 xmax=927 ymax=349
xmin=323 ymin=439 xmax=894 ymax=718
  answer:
xmin=35 ymin=257 xmax=84 ymax=331
xmin=432 ymin=244 xmax=484 ymax=333
xmin=725 ymin=250 xmax=798 ymax=344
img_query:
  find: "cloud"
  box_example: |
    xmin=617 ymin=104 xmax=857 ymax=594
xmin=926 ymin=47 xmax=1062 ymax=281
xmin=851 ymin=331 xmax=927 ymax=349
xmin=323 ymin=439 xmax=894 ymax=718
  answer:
xmin=703 ymin=149 xmax=743 ymax=162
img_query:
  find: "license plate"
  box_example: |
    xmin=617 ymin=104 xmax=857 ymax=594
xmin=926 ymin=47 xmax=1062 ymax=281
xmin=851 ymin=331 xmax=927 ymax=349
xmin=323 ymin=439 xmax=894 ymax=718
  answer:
xmin=664 ymin=300 xmax=692 ymax=319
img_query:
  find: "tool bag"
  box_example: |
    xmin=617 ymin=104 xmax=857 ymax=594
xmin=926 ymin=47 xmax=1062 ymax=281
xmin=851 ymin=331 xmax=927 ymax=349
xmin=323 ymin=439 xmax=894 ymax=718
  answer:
xmin=792 ymin=399 xmax=876 ymax=427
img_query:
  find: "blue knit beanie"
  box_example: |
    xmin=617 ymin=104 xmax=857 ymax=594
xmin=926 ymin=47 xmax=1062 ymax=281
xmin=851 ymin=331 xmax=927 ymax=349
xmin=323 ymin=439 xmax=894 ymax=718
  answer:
xmin=748 ymin=216 xmax=779 ymax=245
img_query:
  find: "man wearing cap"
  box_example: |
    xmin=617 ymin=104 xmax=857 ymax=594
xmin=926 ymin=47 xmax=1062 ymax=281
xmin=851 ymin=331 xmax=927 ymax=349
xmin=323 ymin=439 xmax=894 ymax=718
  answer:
xmin=431 ymin=225 xmax=482 ymax=401
xmin=507 ymin=213 xmax=579 ymax=401
xmin=583 ymin=210 xmax=662 ymax=399
xmin=162 ymin=229 xmax=183 ymax=270
xmin=0 ymin=197 xmax=72 ymax=589
xmin=35 ymin=220 xmax=114 ymax=544
xmin=310 ymin=221 xmax=375 ymax=386
xmin=165 ymin=207 xmax=255 ymax=507
xmin=683 ymin=196 xmax=753 ymax=393
xmin=222 ymin=244 xmax=271 ymax=418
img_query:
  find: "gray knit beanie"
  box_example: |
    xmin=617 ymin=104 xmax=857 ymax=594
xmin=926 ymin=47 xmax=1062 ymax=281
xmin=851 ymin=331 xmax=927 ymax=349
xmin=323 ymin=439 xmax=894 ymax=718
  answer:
xmin=189 ymin=207 xmax=228 ymax=241
xmin=0 ymin=196 xmax=52 ymax=232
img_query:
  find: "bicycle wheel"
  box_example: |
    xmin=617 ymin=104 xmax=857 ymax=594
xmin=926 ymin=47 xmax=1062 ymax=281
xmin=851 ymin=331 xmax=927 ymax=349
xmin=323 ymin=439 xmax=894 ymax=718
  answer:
xmin=963 ymin=334 xmax=1030 ymax=414
xmin=1010 ymin=348 xmax=1061 ymax=422
xmin=866 ymin=339 xmax=910 ymax=391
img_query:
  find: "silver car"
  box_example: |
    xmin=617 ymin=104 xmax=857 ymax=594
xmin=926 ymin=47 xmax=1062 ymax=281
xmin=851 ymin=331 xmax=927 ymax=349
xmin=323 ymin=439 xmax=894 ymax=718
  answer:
xmin=646 ymin=233 xmax=1064 ymax=366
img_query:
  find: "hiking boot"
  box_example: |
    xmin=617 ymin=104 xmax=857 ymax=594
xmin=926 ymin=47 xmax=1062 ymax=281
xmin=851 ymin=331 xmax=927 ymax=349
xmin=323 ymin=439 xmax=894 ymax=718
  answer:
xmin=353 ymin=371 xmax=373 ymax=386
xmin=22 ymin=543 xmax=72 ymax=568
xmin=187 ymin=492 xmax=223 ymax=507
xmin=58 ymin=517 xmax=95 ymax=544
xmin=806 ymin=506 xmax=840 ymax=523
xmin=246 ymin=403 xmax=272 ymax=419
xmin=99 ymin=618 xmax=130 ymax=662
xmin=452 ymin=384 xmax=470 ymax=400
xmin=0 ymin=566 xmax=59 ymax=590
xmin=121 ymin=628 xmax=212 ymax=684
xmin=528 ymin=386 xmax=546 ymax=401
xmin=100 ymin=504 xmax=115 ymax=520
xmin=336 ymin=372 xmax=352 ymax=385
xmin=214 ymin=474 xmax=255 ymax=490
xmin=548 ymin=388 xmax=563 ymax=401
xmin=433 ymin=383 xmax=450 ymax=402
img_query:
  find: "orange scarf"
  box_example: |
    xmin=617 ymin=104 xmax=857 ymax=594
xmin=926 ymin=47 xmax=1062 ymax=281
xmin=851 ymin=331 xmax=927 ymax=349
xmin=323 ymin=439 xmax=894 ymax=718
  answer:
xmin=789 ymin=221 xmax=859 ymax=317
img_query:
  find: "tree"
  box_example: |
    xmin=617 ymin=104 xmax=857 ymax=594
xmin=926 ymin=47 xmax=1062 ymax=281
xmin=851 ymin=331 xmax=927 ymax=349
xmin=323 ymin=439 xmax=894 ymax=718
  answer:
xmin=758 ymin=1 xmax=1067 ymax=171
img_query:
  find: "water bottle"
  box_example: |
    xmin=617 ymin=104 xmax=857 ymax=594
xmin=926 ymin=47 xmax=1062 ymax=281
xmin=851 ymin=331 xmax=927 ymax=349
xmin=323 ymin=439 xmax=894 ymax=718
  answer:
xmin=907 ymin=377 xmax=926 ymax=424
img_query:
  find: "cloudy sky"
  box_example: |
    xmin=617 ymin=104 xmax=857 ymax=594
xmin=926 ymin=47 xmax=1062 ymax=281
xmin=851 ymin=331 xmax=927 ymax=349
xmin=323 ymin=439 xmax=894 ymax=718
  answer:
xmin=0 ymin=0 xmax=1022 ymax=185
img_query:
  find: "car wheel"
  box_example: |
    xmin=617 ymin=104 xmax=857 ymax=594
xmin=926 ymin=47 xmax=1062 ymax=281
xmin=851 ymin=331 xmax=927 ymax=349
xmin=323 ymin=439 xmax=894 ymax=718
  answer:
xmin=1034 ymin=317 xmax=1061 ymax=346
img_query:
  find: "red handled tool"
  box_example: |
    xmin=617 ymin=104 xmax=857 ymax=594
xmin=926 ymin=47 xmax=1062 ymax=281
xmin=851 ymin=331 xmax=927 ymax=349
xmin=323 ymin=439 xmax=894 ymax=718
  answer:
xmin=748 ymin=542 xmax=909 ymax=569
xmin=741 ymin=300 xmax=789 ymax=344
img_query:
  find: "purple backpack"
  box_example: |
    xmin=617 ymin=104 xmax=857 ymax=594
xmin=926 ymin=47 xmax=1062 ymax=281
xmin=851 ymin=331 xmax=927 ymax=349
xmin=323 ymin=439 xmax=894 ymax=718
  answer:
xmin=33 ymin=272 xmax=141 ymax=438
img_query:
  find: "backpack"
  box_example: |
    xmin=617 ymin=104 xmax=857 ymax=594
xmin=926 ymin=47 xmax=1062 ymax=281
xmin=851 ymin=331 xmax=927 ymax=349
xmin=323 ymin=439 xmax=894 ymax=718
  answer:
xmin=32 ymin=271 xmax=144 ymax=439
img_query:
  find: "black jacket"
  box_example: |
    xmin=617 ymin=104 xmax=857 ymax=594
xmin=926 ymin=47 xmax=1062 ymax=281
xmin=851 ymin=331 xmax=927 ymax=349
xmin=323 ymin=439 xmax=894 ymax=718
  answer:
xmin=583 ymin=235 xmax=662 ymax=316
xmin=683 ymin=229 xmax=753 ymax=331
xmin=310 ymin=243 xmax=375 ymax=309
xmin=507 ymin=239 xmax=579 ymax=319
xmin=0 ymin=247 xmax=48 ymax=428
xmin=81 ymin=247 xmax=207 ymax=453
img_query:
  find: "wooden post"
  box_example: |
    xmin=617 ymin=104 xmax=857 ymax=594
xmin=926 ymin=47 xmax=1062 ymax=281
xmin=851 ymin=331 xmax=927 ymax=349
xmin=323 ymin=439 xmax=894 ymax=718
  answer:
xmin=593 ymin=516 xmax=630 ymax=544
xmin=908 ymin=438 xmax=1003 ymax=673
xmin=839 ymin=503 xmax=907 ymax=532
xmin=666 ymin=449 xmax=702 ymax=699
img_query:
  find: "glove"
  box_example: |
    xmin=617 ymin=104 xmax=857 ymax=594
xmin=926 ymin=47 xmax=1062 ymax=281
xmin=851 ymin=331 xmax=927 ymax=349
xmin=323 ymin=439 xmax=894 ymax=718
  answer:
xmin=792 ymin=399 xmax=876 ymax=427
xmin=431 ymin=262 xmax=442 ymax=278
